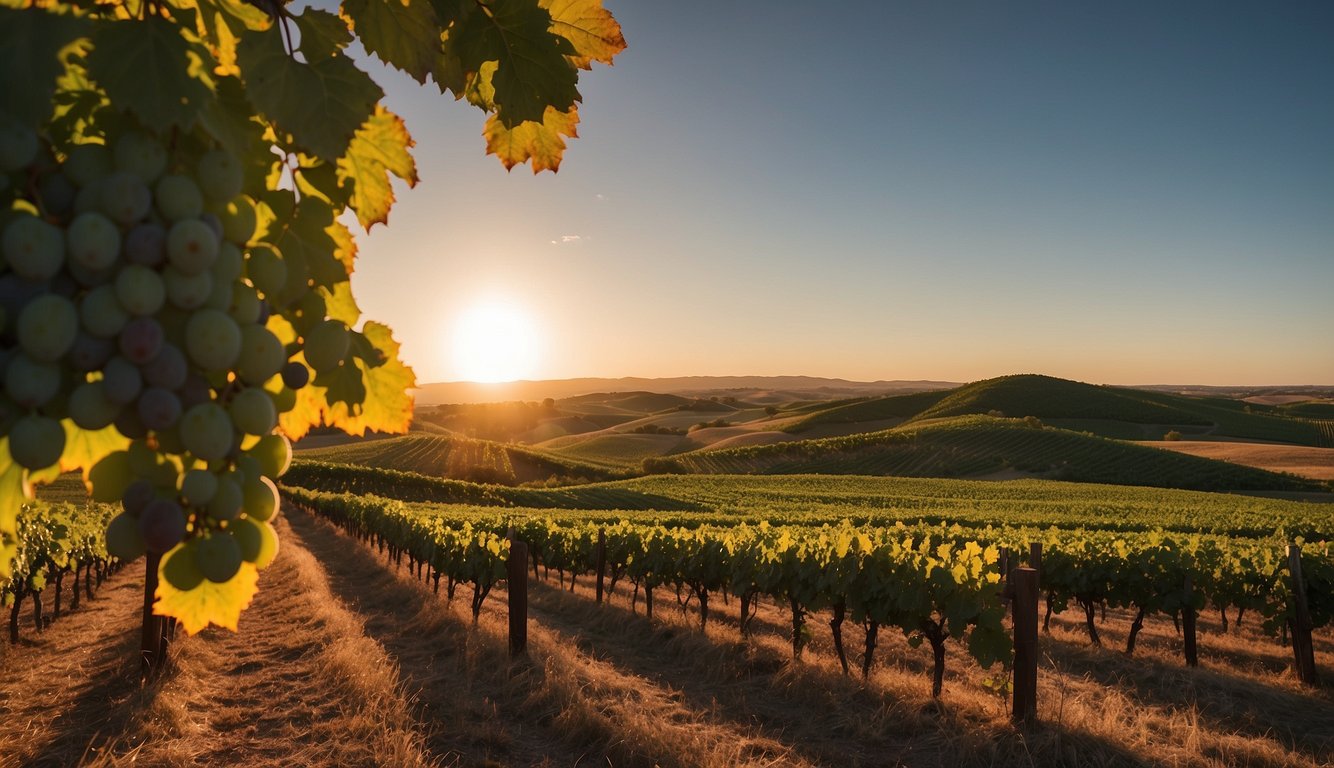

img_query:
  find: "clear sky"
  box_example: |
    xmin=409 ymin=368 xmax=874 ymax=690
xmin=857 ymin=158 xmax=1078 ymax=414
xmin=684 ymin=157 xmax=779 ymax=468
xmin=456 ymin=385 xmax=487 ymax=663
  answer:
xmin=335 ymin=1 xmax=1334 ymax=386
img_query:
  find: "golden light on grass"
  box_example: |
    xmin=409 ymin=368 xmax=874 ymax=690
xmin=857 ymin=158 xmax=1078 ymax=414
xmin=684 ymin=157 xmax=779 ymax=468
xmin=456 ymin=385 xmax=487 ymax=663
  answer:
xmin=450 ymin=297 xmax=542 ymax=383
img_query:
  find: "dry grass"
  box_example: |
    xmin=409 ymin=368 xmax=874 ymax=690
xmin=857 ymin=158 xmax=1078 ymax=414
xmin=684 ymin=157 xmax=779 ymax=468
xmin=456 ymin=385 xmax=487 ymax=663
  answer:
xmin=1147 ymin=441 xmax=1334 ymax=481
xmin=5 ymin=508 xmax=1333 ymax=767
xmin=294 ymin=508 xmax=1334 ymax=767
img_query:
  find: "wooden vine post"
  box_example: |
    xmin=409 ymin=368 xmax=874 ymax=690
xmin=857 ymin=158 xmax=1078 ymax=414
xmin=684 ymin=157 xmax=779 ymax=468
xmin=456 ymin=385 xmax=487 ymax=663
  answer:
xmin=595 ymin=528 xmax=607 ymax=604
xmin=141 ymin=552 xmax=163 ymax=678
xmin=1287 ymin=545 xmax=1319 ymax=686
xmin=507 ymin=536 xmax=529 ymax=658
xmin=1183 ymin=574 xmax=1198 ymax=667
xmin=1007 ymin=565 xmax=1040 ymax=727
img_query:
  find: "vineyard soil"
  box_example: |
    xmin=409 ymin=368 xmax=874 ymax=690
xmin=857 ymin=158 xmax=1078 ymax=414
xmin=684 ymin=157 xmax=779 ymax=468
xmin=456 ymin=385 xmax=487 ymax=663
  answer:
xmin=10 ymin=504 xmax=1331 ymax=767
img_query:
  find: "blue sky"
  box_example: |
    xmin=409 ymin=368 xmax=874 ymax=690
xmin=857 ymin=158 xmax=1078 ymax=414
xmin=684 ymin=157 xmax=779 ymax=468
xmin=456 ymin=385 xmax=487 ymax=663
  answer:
xmin=340 ymin=1 xmax=1334 ymax=385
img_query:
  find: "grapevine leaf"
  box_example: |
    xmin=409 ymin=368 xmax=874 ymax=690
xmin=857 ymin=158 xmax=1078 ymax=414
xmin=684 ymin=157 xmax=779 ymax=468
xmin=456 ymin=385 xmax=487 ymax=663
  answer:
xmin=236 ymin=26 xmax=382 ymax=162
xmin=154 ymin=557 xmax=260 ymax=635
xmin=483 ymin=104 xmax=578 ymax=172
xmin=341 ymin=0 xmax=441 ymax=84
xmin=279 ymin=375 xmax=325 ymax=442
xmin=459 ymin=0 xmax=579 ymax=126
xmin=270 ymin=197 xmax=348 ymax=289
xmin=337 ymin=106 xmax=419 ymax=229
xmin=322 ymin=282 xmax=361 ymax=326
xmin=198 ymin=76 xmax=269 ymax=189
xmin=0 ymin=441 xmax=23 ymax=582
xmin=541 ymin=0 xmax=625 ymax=69
xmin=87 ymin=17 xmax=213 ymax=130
xmin=294 ymin=8 xmax=354 ymax=62
xmin=0 ymin=8 xmax=89 ymax=126
xmin=328 ymin=219 xmax=358 ymax=276
xmin=59 ymin=420 xmax=130 ymax=484
xmin=431 ymin=0 xmax=473 ymax=95
xmin=336 ymin=322 xmax=416 ymax=435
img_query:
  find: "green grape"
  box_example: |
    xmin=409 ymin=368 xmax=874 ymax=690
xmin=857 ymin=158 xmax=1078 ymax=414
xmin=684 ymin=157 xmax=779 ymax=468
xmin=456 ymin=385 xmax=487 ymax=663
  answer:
xmin=244 ymin=244 xmax=286 ymax=297
xmin=196 ymin=149 xmax=244 ymax=203
xmin=0 ymin=119 xmax=38 ymax=172
xmin=66 ymin=212 xmax=121 ymax=271
xmin=180 ymin=402 xmax=234 ymax=461
xmin=16 ymin=294 xmax=79 ymax=362
xmin=219 ymin=196 xmax=257 ymax=245
xmin=98 ymin=171 xmax=152 ymax=225
xmin=154 ymin=423 xmax=186 ymax=455
xmin=228 ymin=283 xmax=262 ymax=325
xmin=203 ymin=273 xmax=233 ymax=311
xmin=8 ymin=413 xmax=65 ymax=470
xmin=162 ymin=541 xmax=205 ymax=590
xmin=180 ymin=468 xmax=218 ymax=506
xmin=229 ymin=387 xmax=276 ymax=436
xmin=233 ymin=516 xmax=278 ymax=568
xmin=101 ymin=355 xmax=143 ymax=405
xmin=213 ymin=241 xmax=244 ymax=283
xmin=105 ymin=512 xmax=146 ymax=561
xmin=64 ymin=143 xmax=114 ymax=187
xmin=166 ymin=219 xmax=219 ymax=275
xmin=5 ymin=353 xmax=61 ymax=408
xmin=185 ymin=308 xmax=241 ymax=371
xmin=79 ymin=284 xmax=130 ymax=338
xmin=114 ymin=264 xmax=167 ymax=316
xmin=195 ymin=532 xmax=243 ymax=583
xmin=235 ymin=323 xmax=284 ymax=385
xmin=241 ymin=474 xmax=279 ymax=522
xmin=234 ymin=454 xmax=262 ymax=483
xmin=249 ymin=433 xmax=292 ymax=477
xmin=154 ymin=174 xmax=204 ymax=222
xmin=68 ymin=381 xmax=120 ymax=430
xmin=271 ymin=385 xmax=297 ymax=414
xmin=3 ymin=213 xmax=65 ymax=281
xmin=164 ymin=266 xmax=213 ymax=310
xmin=112 ymin=131 xmax=167 ymax=184
xmin=208 ymin=473 xmax=243 ymax=521
xmin=303 ymin=319 xmax=349 ymax=372
xmin=72 ymin=178 xmax=108 ymax=216
xmin=89 ymin=450 xmax=133 ymax=502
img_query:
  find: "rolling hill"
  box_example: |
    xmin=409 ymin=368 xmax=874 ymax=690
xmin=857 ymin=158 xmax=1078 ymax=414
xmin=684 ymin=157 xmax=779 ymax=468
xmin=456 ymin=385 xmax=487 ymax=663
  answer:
xmin=643 ymin=415 xmax=1327 ymax=493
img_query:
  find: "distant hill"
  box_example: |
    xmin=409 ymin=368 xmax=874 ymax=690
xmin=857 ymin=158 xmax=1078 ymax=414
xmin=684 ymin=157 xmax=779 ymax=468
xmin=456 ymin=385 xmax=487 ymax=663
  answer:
xmin=413 ymin=376 xmax=959 ymax=406
xmin=644 ymin=415 xmax=1326 ymax=493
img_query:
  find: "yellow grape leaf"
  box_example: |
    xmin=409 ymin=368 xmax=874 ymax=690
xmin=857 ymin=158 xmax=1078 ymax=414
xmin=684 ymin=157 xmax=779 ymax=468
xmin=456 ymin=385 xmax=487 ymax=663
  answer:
xmin=60 ymin=419 xmax=130 ymax=483
xmin=328 ymin=218 xmax=358 ymax=276
xmin=483 ymin=105 xmax=579 ymax=172
xmin=541 ymin=0 xmax=626 ymax=70
xmin=319 ymin=321 xmax=416 ymax=436
xmin=0 ymin=441 xmax=24 ymax=583
xmin=336 ymin=105 xmax=418 ymax=229
xmin=322 ymin=281 xmax=361 ymax=326
xmin=279 ymin=377 xmax=325 ymax=442
xmin=154 ymin=559 xmax=260 ymax=635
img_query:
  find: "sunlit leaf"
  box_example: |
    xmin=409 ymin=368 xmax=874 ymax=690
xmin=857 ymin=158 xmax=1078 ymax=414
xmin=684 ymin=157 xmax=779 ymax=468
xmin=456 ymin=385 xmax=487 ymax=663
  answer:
xmin=336 ymin=106 xmax=419 ymax=228
xmin=154 ymin=557 xmax=261 ymax=635
xmin=483 ymin=104 xmax=578 ymax=172
xmin=541 ymin=0 xmax=625 ymax=69
xmin=60 ymin=420 xmax=130 ymax=483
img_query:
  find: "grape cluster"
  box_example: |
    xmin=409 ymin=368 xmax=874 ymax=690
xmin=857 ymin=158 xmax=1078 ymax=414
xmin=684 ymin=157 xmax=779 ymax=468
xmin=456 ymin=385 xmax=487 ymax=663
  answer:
xmin=1 ymin=114 xmax=349 ymax=590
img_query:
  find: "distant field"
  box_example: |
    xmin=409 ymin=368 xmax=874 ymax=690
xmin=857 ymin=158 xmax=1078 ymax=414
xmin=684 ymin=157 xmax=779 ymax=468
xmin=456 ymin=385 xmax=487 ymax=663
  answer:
xmin=1148 ymin=440 xmax=1334 ymax=481
xmin=644 ymin=415 xmax=1327 ymax=493
xmin=299 ymin=434 xmax=627 ymax=483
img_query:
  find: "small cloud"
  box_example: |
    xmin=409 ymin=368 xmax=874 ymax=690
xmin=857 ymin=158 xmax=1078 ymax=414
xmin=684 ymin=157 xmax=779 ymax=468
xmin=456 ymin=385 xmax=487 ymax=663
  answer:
xmin=594 ymin=193 xmax=607 ymax=201
xmin=550 ymin=234 xmax=584 ymax=245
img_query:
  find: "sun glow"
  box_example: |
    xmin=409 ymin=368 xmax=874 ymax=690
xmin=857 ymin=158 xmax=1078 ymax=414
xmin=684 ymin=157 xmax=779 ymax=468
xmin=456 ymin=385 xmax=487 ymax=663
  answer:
xmin=450 ymin=299 xmax=542 ymax=383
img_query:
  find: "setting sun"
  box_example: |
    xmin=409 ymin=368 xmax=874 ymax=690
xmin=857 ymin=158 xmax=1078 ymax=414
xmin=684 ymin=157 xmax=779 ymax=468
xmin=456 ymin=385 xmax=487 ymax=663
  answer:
xmin=450 ymin=299 xmax=542 ymax=383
